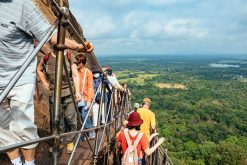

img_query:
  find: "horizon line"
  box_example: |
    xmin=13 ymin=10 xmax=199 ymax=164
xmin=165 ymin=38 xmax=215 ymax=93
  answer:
xmin=96 ymin=54 xmax=247 ymax=57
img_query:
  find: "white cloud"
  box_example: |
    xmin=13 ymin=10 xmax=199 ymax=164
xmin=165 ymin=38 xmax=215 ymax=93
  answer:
xmin=145 ymin=0 xmax=191 ymax=5
xmin=144 ymin=21 xmax=163 ymax=36
xmin=122 ymin=11 xmax=165 ymax=39
xmin=70 ymin=0 xmax=247 ymax=55
xmin=130 ymin=30 xmax=138 ymax=39
xmin=84 ymin=16 xmax=116 ymax=38
xmin=163 ymin=19 xmax=208 ymax=39
xmin=123 ymin=12 xmax=142 ymax=29
xmin=117 ymin=0 xmax=138 ymax=5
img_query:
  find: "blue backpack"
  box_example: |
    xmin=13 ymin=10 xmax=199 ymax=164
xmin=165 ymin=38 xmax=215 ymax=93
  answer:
xmin=93 ymin=77 xmax=102 ymax=104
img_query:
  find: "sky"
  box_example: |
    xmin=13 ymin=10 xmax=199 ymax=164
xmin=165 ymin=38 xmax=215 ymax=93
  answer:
xmin=70 ymin=0 xmax=247 ymax=56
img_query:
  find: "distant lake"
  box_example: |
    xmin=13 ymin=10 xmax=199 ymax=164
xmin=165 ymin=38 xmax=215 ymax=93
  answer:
xmin=209 ymin=63 xmax=240 ymax=68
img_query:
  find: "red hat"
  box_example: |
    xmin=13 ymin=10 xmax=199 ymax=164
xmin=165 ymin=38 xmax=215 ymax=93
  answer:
xmin=127 ymin=112 xmax=143 ymax=127
xmin=105 ymin=66 xmax=111 ymax=70
xmin=102 ymin=66 xmax=111 ymax=72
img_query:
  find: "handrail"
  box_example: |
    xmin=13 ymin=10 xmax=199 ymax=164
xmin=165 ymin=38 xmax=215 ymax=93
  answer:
xmin=0 ymin=135 xmax=56 ymax=153
xmin=0 ymin=83 xmax=127 ymax=157
xmin=149 ymin=136 xmax=174 ymax=165
xmin=67 ymin=81 xmax=102 ymax=164
xmin=50 ymin=0 xmax=102 ymax=73
xmin=97 ymin=92 xmax=113 ymax=154
xmin=48 ymin=0 xmax=89 ymax=54
xmin=66 ymin=20 xmax=102 ymax=72
xmin=159 ymin=147 xmax=174 ymax=165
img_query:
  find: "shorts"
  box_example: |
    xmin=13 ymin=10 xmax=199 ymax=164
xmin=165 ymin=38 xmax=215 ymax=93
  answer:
xmin=0 ymin=83 xmax=39 ymax=149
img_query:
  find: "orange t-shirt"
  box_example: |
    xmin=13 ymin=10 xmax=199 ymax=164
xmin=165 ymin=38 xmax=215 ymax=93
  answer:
xmin=117 ymin=131 xmax=149 ymax=158
xmin=78 ymin=68 xmax=94 ymax=102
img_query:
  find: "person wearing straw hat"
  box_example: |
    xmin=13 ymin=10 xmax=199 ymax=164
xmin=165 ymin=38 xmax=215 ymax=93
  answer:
xmin=116 ymin=112 xmax=165 ymax=164
xmin=137 ymin=98 xmax=156 ymax=138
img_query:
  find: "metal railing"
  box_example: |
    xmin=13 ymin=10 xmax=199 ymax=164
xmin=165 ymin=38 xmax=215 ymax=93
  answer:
xmin=0 ymin=0 xmax=125 ymax=164
xmin=149 ymin=137 xmax=174 ymax=165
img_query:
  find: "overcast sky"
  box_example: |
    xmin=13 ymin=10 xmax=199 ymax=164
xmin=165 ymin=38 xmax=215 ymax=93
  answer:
xmin=70 ymin=0 xmax=247 ymax=56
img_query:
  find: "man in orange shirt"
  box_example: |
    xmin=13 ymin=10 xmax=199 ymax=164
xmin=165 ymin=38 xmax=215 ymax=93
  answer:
xmin=76 ymin=53 xmax=95 ymax=138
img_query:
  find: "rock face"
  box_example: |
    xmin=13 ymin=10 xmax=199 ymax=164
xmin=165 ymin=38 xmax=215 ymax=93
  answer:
xmin=32 ymin=0 xmax=101 ymax=129
xmin=33 ymin=0 xmax=100 ymax=71
xmin=33 ymin=0 xmax=83 ymax=38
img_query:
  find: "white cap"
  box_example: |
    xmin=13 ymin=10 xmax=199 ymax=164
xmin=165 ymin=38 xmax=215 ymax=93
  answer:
xmin=134 ymin=103 xmax=140 ymax=109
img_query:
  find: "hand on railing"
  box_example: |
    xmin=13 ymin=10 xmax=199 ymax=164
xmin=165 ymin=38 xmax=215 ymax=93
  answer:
xmin=157 ymin=137 xmax=165 ymax=145
xmin=77 ymin=41 xmax=94 ymax=52
xmin=149 ymin=133 xmax=159 ymax=142
xmin=75 ymin=92 xmax=81 ymax=101
xmin=86 ymin=101 xmax=92 ymax=109
xmin=43 ymin=82 xmax=51 ymax=91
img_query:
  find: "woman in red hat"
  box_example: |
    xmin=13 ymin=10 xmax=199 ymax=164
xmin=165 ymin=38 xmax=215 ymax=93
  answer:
xmin=116 ymin=112 xmax=165 ymax=164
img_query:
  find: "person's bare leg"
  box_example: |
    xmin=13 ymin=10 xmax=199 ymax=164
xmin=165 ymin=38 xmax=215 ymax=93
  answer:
xmin=21 ymin=148 xmax=35 ymax=161
xmin=7 ymin=148 xmax=20 ymax=160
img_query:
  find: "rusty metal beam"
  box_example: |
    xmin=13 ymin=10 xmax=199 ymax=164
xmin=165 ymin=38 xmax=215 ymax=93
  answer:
xmin=52 ymin=1 xmax=66 ymax=164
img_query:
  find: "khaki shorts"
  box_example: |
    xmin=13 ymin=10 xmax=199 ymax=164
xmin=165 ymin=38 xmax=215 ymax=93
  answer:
xmin=0 ymin=83 xmax=39 ymax=149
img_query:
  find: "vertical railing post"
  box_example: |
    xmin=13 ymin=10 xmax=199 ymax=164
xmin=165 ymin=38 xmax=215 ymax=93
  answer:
xmin=113 ymin=89 xmax=118 ymax=138
xmin=93 ymin=78 xmax=106 ymax=164
xmin=52 ymin=2 xmax=66 ymax=164
xmin=152 ymin=137 xmax=158 ymax=165
xmin=121 ymin=92 xmax=124 ymax=124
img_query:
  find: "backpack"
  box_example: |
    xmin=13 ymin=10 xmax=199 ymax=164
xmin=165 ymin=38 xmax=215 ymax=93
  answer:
xmin=43 ymin=51 xmax=71 ymax=64
xmin=93 ymin=77 xmax=102 ymax=104
xmin=93 ymin=76 xmax=102 ymax=93
xmin=43 ymin=51 xmax=72 ymax=77
xmin=122 ymin=131 xmax=143 ymax=165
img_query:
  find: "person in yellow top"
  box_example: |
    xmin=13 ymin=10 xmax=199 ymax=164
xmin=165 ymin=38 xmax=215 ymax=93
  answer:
xmin=137 ymin=98 xmax=156 ymax=138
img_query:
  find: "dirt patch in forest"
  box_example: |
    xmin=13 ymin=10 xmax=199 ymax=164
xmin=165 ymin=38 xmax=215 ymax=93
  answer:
xmin=155 ymin=83 xmax=188 ymax=90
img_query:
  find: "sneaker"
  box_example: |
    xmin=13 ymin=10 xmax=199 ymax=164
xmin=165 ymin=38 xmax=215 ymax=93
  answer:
xmin=88 ymin=131 xmax=96 ymax=139
xmin=79 ymin=134 xmax=88 ymax=141
xmin=67 ymin=142 xmax=74 ymax=154
xmin=48 ymin=143 xmax=64 ymax=153
xmin=11 ymin=157 xmax=23 ymax=165
xmin=48 ymin=144 xmax=64 ymax=157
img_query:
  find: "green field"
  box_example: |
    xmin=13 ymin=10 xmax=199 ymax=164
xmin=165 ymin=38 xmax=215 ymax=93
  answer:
xmin=115 ymin=71 xmax=160 ymax=85
xmin=99 ymin=55 xmax=247 ymax=165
